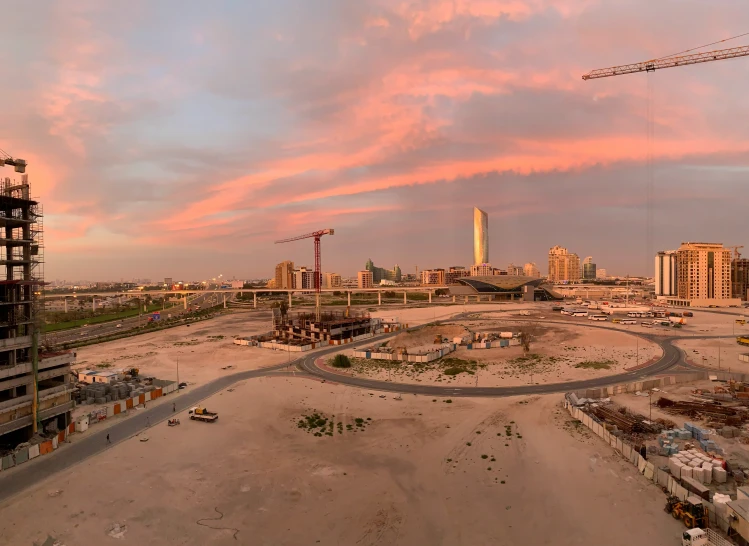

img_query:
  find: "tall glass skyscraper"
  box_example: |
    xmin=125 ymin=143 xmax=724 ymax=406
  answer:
xmin=473 ymin=208 xmax=488 ymax=265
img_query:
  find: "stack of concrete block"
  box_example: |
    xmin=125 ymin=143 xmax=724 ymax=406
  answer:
xmin=700 ymin=462 xmax=713 ymax=484
xmin=713 ymin=466 xmax=728 ymax=483
xmin=669 ymin=457 xmax=685 ymax=477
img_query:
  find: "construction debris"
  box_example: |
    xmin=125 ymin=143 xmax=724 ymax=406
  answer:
xmin=590 ymin=404 xmax=661 ymax=434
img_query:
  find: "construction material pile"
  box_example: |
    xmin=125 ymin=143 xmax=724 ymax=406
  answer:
xmin=668 ymin=450 xmax=727 ymax=485
xmin=78 ymin=381 xmax=154 ymax=405
xmin=590 ymin=404 xmax=661 ymax=434
xmin=655 ymin=396 xmax=748 ymax=425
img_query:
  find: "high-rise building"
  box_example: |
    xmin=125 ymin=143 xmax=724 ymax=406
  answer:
xmin=506 ymin=264 xmax=523 ymax=276
xmin=446 ymin=266 xmax=470 ymax=284
xmin=523 ymin=262 xmax=541 ymax=278
xmin=274 ymin=261 xmax=295 ymax=289
xmin=324 ymin=272 xmax=342 ymax=289
xmin=596 ymin=268 xmax=607 ymax=279
xmin=164 ymin=277 xmax=173 ymax=287
xmin=364 ymin=259 xmax=401 ymax=284
xmin=654 ymin=251 xmax=678 ymax=297
xmin=357 ymin=270 xmax=373 ymax=289
xmin=0 ymin=175 xmax=76 ymax=445
xmin=470 ymin=263 xmax=494 ymax=276
xmin=548 ymin=246 xmax=581 ymax=283
xmin=294 ymin=267 xmax=315 ymax=291
xmin=732 ymin=259 xmax=749 ymax=301
xmin=421 ymin=269 xmax=445 ymax=285
xmin=582 ymin=256 xmax=597 ymax=281
xmin=473 ymin=207 xmax=488 ymax=265
xmin=675 ymin=242 xmax=732 ymax=301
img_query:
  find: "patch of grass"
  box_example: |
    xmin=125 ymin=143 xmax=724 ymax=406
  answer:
xmin=95 ymin=363 xmax=112 ymax=369
xmin=574 ymin=359 xmax=615 ymax=370
xmin=443 ymin=367 xmax=466 ymax=376
xmin=444 ymin=399 xmax=452 ymax=404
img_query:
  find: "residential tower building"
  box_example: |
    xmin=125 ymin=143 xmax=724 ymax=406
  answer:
xmin=547 ymin=246 xmax=580 ymax=283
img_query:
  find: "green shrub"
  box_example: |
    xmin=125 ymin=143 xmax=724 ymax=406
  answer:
xmin=443 ymin=367 xmax=466 ymax=376
xmin=332 ymin=354 xmax=352 ymax=368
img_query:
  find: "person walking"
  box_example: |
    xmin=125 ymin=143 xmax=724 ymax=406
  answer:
xmin=173 ymin=403 xmax=176 ymax=412
xmin=106 ymin=433 xmax=111 ymax=445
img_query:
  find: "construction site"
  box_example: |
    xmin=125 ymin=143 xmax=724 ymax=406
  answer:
xmin=265 ymin=308 xmax=377 ymax=345
xmin=0 ymin=168 xmax=76 ymax=454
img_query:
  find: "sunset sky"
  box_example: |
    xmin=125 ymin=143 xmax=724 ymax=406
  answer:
xmin=3 ymin=0 xmax=749 ymax=281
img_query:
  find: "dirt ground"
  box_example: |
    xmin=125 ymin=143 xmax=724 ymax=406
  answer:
xmin=675 ymin=337 xmax=749 ymax=373
xmin=336 ymin=320 xmax=661 ymax=387
xmin=71 ymin=311 xmax=288 ymax=422
xmin=0 ymin=378 xmax=683 ymax=546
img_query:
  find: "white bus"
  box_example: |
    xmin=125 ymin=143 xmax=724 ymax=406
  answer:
xmin=589 ymin=315 xmax=607 ymax=321
xmin=571 ymin=311 xmax=589 ymax=318
xmin=621 ymin=319 xmax=637 ymax=325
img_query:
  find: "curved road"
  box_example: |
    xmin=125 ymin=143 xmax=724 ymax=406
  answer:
xmin=0 ymin=314 xmax=735 ymax=503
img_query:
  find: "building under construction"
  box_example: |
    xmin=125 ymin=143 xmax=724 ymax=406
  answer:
xmin=0 ymin=174 xmax=75 ymax=450
xmin=271 ymin=309 xmax=375 ymax=344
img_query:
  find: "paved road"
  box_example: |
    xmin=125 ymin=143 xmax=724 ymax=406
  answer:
xmin=0 ymin=313 xmax=731 ymax=503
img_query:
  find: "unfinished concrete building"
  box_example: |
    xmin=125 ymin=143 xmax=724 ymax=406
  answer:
xmin=0 ymin=175 xmax=75 ymax=450
xmin=271 ymin=309 xmax=375 ymax=344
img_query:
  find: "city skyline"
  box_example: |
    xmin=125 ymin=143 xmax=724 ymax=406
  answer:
xmin=2 ymin=3 xmax=749 ymax=280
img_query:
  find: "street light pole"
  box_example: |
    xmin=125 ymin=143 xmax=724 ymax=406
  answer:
xmin=176 ymin=356 xmax=180 ymax=386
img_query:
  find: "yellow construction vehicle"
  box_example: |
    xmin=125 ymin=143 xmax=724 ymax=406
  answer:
xmin=666 ymin=496 xmax=708 ymax=529
xmin=124 ymin=367 xmax=139 ymax=378
xmin=737 ymin=336 xmax=749 ymax=347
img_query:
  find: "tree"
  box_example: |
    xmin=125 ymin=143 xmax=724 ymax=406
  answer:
xmin=518 ymin=323 xmax=539 ymax=354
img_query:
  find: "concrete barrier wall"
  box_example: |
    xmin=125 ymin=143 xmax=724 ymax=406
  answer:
xmin=352 ymin=344 xmax=457 ymax=363
xmin=568 ymin=372 xmax=707 ymax=400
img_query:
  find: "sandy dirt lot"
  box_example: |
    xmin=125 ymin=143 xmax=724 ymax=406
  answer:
xmin=675 ymin=337 xmax=749 ymax=373
xmin=71 ymin=311 xmax=289 ymax=422
xmin=0 ymin=377 xmax=683 ymax=546
xmin=336 ymin=320 xmax=661 ymax=387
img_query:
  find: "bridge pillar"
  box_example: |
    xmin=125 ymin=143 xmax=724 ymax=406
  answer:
xmin=184 ymin=296 xmax=187 ymax=309
xmin=92 ymin=299 xmax=96 ymax=312
xmin=452 ymin=295 xmax=456 ymax=303
xmin=428 ymin=291 xmax=432 ymax=304
xmin=253 ymin=292 xmax=257 ymax=309
xmin=288 ymin=291 xmax=292 ymax=307
xmin=64 ymin=298 xmax=67 ymax=313
xmin=403 ymin=292 xmax=407 ymax=304
xmin=378 ymin=291 xmax=381 ymax=305
xmin=223 ymin=295 xmax=226 ymax=309
xmin=347 ymin=292 xmax=351 ymax=307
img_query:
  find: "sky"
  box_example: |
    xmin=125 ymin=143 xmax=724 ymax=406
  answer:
xmin=2 ymin=0 xmax=749 ymax=281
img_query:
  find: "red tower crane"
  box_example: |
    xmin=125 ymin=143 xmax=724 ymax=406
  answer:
xmin=275 ymin=228 xmax=335 ymax=321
